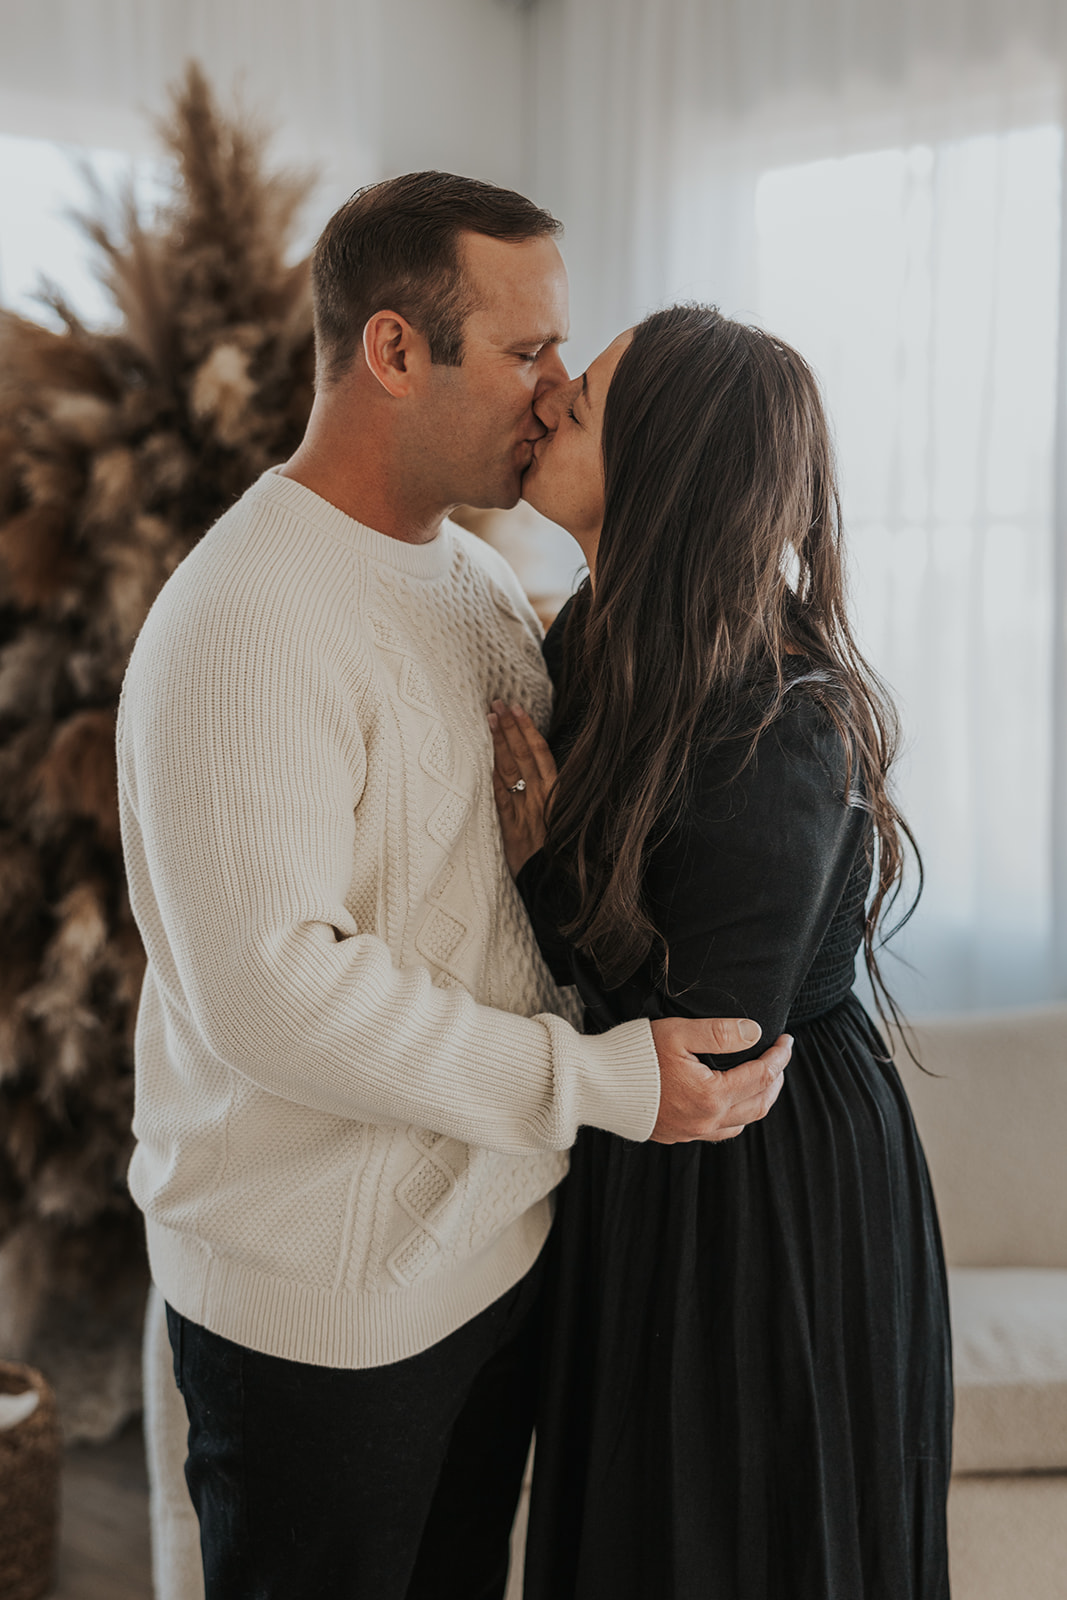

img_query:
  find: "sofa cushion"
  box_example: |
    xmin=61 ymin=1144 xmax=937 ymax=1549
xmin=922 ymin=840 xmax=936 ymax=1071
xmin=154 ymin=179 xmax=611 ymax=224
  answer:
xmin=950 ymin=1267 xmax=1067 ymax=1472
xmin=897 ymin=1005 xmax=1067 ymax=1268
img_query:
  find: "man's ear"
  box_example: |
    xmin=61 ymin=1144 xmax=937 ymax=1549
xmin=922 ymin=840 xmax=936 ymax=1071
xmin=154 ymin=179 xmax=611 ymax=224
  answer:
xmin=362 ymin=311 xmax=428 ymax=398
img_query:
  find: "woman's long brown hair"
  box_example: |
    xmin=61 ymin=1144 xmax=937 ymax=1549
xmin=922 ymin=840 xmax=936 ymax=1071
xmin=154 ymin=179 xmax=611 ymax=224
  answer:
xmin=545 ymin=304 xmax=920 ymax=1035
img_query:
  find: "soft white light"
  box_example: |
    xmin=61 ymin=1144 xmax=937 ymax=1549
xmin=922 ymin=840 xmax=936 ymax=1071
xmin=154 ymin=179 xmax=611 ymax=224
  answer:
xmin=0 ymin=132 xmax=163 ymax=328
xmin=756 ymin=126 xmax=1062 ymax=1011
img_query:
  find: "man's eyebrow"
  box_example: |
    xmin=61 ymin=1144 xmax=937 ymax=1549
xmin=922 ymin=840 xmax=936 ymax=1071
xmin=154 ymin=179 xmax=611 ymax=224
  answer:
xmin=579 ymin=370 xmax=589 ymax=404
xmin=504 ymin=332 xmax=568 ymax=350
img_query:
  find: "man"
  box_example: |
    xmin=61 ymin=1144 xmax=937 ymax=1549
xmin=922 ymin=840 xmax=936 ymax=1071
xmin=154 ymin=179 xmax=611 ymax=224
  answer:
xmin=119 ymin=172 xmax=791 ymax=1600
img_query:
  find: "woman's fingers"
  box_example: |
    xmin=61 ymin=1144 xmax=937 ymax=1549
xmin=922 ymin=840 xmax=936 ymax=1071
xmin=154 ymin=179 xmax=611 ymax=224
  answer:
xmin=489 ymin=717 xmax=548 ymax=878
xmin=507 ymin=703 xmax=559 ymax=786
xmin=490 ymin=701 xmax=558 ymax=790
xmin=489 ymin=709 xmax=535 ymax=798
xmin=490 ymin=700 xmax=533 ymax=776
xmin=488 ymin=709 xmax=523 ymax=789
xmin=487 ymin=701 xmax=553 ymax=878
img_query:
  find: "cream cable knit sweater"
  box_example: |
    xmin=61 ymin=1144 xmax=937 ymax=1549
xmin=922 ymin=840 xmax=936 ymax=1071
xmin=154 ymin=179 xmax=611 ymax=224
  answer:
xmin=118 ymin=470 xmax=659 ymax=1368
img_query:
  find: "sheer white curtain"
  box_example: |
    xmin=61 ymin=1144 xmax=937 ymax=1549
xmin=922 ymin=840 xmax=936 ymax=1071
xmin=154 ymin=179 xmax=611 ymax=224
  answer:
xmin=532 ymin=0 xmax=1067 ymax=1016
xmin=757 ymin=127 xmax=1060 ymax=1013
xmin=0 ymin=0 xmax=533 ymax=211
xmin=0 ymin=0 xmax=383 ymax=172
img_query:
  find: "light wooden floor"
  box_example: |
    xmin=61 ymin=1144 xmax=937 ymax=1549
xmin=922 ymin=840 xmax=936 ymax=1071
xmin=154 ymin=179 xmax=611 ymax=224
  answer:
xmin=39 ymin=1427 xmax=1067 ymax=1600
xmin=50 ymin=1422 xmax=152 ymax=1600
xmin=45 ymin=1423 xmax=526 ymax=1600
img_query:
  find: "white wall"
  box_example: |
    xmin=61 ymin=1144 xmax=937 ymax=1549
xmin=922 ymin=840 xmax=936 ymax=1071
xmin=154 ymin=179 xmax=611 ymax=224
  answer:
xmin=0 ymin=0 xmax=533 ymax=224
xmin=378 ymin=0 xmax=532 ymax=191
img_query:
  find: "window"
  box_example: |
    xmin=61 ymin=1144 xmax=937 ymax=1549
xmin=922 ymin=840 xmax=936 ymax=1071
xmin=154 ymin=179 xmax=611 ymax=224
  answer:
xmin=756 ymin=127 xmax=1062 ymax=1012
xmin=0 ymin=132 xmax=160 ymax=327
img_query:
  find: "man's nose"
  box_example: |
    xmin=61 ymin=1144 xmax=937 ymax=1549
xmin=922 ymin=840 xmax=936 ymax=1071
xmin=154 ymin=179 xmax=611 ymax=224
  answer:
xmin=535 ymin=344 xmax=570 ymax=402
xmin=534 ymin=373 xmax=573 ymax=431
xmin=532 ymin=391 xmax=560 ymax=433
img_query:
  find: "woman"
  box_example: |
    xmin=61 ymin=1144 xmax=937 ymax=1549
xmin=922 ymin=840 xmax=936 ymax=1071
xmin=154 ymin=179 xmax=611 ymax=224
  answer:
xmin=488 ymin=307 xmax=952 ymax=1599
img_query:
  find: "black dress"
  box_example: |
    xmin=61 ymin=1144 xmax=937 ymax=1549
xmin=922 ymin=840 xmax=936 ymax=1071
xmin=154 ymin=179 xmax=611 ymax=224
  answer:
xmin=517 ymin=609 xmax=953 ymax=1600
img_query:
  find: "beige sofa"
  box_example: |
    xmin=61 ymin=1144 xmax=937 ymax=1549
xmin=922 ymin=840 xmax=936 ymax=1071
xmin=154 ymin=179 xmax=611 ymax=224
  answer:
xmin=146 ymin=1004 xmax=1067 ymax=1600
xmin=900 ymin=1004 xmax=1067 ymax=1600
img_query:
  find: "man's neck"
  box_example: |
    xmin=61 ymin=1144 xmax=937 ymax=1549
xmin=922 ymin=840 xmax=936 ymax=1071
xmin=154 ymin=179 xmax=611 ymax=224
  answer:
xmin=277 ymin=448 xmax=447 ymax=546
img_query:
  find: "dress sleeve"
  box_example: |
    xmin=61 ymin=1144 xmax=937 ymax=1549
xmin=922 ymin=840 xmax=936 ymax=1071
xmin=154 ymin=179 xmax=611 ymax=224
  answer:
xmin=642 ymin=699 xmax=867 ymax=1068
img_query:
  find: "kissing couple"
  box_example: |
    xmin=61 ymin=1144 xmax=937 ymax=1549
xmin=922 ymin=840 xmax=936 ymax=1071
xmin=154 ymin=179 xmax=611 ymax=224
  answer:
xmin=122 ymin=171 xmax=952 ymax=1599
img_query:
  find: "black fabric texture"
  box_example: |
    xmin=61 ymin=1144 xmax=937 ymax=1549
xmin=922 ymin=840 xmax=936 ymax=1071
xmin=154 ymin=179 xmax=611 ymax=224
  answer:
xmin=166 ymin=1259 xmax=542 ymax=1600
xmin=518 ymin=600 xmax=953 ymax=1600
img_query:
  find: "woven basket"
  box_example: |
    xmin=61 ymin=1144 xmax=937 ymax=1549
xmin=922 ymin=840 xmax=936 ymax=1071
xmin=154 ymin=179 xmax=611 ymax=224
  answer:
xmin=0 ymin=1361 xmax=60 ymax=1600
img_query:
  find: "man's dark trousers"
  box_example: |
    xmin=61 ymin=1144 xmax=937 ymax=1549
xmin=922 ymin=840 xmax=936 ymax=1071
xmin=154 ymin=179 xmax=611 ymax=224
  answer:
xmin=166 ymin=1258 xmax=542 ymax=1600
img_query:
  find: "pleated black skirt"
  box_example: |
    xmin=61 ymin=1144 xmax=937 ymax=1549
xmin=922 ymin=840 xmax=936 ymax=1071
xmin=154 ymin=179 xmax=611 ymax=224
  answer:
xmin=523 ymin=995 xmax=953 ymax=1600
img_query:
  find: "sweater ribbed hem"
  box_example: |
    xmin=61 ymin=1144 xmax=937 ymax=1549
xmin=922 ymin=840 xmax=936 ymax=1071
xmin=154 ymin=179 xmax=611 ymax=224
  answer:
xmin=145 ymin=1199 xmax=553 ymax=1369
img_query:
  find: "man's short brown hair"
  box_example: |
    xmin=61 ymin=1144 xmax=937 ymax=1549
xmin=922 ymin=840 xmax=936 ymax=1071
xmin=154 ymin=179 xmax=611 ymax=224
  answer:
xmin=311 ymin=170 xmax=563 ymax=384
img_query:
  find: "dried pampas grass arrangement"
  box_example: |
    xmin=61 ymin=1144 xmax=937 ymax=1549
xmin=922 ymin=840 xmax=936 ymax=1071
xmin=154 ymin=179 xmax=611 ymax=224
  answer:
xmin=0 ymin=64 xmax=316 ymax=1433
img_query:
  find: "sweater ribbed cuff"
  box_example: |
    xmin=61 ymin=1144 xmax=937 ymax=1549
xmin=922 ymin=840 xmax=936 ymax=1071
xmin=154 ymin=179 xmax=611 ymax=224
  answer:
xmin=572 ymin=1019 xmax=660 ymax=1142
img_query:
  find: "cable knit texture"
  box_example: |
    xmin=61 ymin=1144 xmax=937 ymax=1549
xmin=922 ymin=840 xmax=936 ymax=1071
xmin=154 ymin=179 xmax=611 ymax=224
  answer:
xmin=118 ymin=470 xmax=659 ymax=1368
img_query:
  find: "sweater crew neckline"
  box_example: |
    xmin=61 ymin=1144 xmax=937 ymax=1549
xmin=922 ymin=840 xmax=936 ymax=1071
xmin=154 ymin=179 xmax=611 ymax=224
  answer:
xmin=254 ymin=468 xmax=456 ymax=580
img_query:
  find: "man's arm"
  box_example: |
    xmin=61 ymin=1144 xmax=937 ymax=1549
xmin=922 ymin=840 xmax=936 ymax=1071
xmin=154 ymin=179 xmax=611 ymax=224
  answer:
xmin=117 ymin=589 xmax=660 ymax=1154
xmin=119 ymin=584 xmax=789 ymax=1154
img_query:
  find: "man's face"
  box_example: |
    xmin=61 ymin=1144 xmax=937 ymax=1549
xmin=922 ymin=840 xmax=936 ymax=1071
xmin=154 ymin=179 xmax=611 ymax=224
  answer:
xmin=422 ymin=232 xmax=570 ymax=510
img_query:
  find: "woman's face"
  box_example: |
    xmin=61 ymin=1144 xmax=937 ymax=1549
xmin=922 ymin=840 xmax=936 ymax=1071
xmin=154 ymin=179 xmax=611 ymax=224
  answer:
xmin=521 ymin=330 xmax=633 ymax=569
